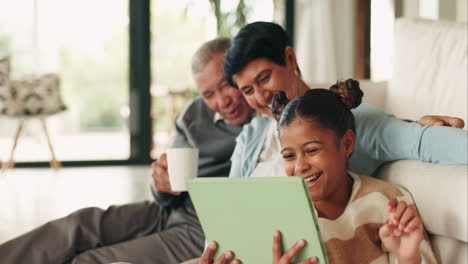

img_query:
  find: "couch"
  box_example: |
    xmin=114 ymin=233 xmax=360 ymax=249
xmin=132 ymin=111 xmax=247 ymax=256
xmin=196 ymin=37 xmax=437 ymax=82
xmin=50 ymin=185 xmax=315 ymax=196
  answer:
xmin=358 ymin=18 xmax=467 ymax=264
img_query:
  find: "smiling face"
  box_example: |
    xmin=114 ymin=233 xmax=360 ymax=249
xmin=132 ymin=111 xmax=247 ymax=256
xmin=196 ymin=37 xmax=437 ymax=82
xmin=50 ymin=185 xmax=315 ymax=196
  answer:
xmin=279 ymin=117 xmax=354 ymax=202
xmin=194 ymin=52 xmax=252 ymax=125
xmin=231 ymin=47 xmax=309 ymax=116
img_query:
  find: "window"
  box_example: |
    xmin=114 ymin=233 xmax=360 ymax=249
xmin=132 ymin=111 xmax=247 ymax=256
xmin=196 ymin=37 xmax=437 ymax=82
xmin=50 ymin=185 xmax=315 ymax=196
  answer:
xmin=150 ymin=0 xmax=274 ymax=158
xmin=0 ymin=0 xmax=277 ymax=164
xmin=0 ymin=0 xmax=129 ymax=162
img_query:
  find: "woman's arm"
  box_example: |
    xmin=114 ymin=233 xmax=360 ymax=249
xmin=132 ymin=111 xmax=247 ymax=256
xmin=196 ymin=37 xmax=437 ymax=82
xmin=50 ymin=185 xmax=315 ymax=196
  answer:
xmin=418 ymin=115 xmax=465 ymax=128
xmin=349 ymin=103 xmax=467 ymax=176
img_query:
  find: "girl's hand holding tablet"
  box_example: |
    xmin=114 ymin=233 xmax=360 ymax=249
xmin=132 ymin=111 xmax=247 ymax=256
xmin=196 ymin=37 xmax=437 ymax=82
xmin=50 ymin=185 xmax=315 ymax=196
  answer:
xmin=272 ymin=230 xmax=318 ymax=264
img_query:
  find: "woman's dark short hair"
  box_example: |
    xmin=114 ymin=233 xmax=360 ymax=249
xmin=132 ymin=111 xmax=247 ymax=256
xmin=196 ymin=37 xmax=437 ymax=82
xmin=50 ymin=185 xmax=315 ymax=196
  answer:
xmin=276 ymin=79 xmax=364 ymax=138
xmin=223 ymin=22 xmax=289 ymax=87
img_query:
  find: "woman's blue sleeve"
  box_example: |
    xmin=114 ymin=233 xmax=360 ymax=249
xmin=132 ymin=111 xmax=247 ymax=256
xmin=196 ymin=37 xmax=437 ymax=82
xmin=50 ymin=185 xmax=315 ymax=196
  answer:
xmin=228 ymin=116 xmax=273 ymax=178
xmin=349 ymin=104 xmax=467 ymax=176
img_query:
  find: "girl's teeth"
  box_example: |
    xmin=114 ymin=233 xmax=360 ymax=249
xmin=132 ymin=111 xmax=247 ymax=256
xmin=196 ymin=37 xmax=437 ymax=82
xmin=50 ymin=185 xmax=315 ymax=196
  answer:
xmin=305 ymin=174 xmax=319 ymax=182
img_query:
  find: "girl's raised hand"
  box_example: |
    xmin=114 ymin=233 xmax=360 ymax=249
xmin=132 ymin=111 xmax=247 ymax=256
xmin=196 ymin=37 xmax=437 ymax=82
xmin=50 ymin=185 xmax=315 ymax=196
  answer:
xmin=379 ymin=199 xmax=423 ymax=263
xmin=199 ymin=241 xmax=241 ymax=264
xmin=272 ymin=230 xmax=318 ymax=264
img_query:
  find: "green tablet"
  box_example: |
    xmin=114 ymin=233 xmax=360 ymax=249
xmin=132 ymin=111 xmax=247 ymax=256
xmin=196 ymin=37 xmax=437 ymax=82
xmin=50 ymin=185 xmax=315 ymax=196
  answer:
xmin=188 ymin=177 xmax=329 ymax=264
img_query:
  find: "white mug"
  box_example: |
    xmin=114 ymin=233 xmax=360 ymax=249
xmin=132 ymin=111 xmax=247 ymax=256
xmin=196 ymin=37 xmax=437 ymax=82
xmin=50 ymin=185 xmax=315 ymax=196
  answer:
xmin=166 ymin=148 xmax=199 ymax=192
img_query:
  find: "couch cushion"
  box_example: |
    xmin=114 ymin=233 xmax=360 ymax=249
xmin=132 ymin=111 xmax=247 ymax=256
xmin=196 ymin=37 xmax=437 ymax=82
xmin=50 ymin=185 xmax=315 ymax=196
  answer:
xmin=359 ymin=80 xmax=387 ymax=109
xmin=386 ymin=18 xmax=467 ymax=123
xmin=431 ymin=234 xmax=468 ymax=264
xmin=378 ymin=160 xmax=467 ymax=242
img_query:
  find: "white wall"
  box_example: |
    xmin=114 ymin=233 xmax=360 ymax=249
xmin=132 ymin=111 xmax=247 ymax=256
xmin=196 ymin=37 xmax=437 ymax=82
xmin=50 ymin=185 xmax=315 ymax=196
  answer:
xmin=293 ymin=0 xmax=467 ymax=83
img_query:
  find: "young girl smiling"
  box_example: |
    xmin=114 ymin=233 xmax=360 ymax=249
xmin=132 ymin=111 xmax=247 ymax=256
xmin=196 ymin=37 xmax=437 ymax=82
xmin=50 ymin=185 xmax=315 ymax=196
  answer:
xmin=272 ymin=82 xmax=436 ymax=264
xmin=198 ymin=81 xmax=437 ymax=264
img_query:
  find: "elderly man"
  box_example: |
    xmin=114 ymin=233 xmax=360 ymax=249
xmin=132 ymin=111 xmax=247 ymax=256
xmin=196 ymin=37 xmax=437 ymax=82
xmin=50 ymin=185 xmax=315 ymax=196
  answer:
xmin=0 ymin=37 xmax=253 ymax=264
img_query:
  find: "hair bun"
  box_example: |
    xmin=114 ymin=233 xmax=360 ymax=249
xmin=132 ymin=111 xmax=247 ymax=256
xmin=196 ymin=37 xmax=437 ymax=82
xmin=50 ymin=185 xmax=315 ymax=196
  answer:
xmin=328 ymin=79 xmax=364 ymax=109
xmin=272 ymin=91 xmax=289 ymax=121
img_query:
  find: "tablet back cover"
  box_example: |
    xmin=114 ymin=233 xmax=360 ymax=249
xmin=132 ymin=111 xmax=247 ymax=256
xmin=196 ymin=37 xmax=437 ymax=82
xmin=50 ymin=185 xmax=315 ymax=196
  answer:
xmin=188 ymin=177 xmax=328 ymax=263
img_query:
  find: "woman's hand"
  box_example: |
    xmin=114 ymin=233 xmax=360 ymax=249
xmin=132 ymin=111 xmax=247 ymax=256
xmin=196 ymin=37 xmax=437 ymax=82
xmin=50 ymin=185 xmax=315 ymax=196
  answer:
xmin=272 ymin=230 xmax=318 ymax=264
xmin=418 ymin=115 xmax=465 ymax=128
xmin=199 ymin=241 xmax=240 ymax=264
xmin=379 ymin=199 xmax=423 ymax=264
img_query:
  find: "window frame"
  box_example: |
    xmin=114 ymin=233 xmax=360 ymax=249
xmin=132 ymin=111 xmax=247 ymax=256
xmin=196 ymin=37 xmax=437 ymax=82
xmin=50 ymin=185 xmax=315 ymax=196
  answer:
xmin=13 ymin=0 xmax=152 ymax=167
xmin=15 ymin=0 xmax=295 ymax=168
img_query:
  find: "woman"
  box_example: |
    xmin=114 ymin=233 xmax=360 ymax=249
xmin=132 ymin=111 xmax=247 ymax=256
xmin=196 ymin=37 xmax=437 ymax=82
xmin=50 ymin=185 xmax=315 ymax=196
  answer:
xmin=224 ymin=22 xmax=467 ymax=179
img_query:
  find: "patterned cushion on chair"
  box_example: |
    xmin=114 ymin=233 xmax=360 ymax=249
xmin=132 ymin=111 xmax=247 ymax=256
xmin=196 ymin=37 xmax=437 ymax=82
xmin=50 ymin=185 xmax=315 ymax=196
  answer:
xmin=0 ymin=56 xmax=66 ymax=117
xmin=0 ymin=56 xmax=15 ymax=115
xmin=10 ymin=74 xmax=67 ymax=116
xmin=0 ymin=86 xmax=17 ymax=116
xmin=0 ymin=56 xmax=9 ymax=86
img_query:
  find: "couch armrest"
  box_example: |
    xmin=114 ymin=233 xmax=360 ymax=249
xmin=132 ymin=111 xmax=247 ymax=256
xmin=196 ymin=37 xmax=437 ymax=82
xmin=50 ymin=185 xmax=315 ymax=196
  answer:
xmin=378 ymin=160 xmax=467 ymax=243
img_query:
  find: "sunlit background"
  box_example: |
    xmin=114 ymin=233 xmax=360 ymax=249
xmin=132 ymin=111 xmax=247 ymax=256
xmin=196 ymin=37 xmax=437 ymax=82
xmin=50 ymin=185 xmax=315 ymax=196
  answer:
xmin=0 ymin=0 xmax=274 ymax=162
xmin=0 ymin=0 xmax=465 ymax=164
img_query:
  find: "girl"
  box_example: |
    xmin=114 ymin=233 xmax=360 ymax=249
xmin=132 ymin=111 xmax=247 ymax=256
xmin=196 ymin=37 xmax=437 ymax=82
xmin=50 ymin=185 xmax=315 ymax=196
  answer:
xmin=199 ymin=81 xmax=437 ymax=264
xmin=271 ymin=83 xmax=436 ymax=263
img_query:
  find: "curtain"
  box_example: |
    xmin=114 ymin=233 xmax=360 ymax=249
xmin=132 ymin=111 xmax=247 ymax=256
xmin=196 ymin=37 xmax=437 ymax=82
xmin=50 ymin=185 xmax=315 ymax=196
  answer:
xmin=294 ymin=0 xmax=355 ymax=85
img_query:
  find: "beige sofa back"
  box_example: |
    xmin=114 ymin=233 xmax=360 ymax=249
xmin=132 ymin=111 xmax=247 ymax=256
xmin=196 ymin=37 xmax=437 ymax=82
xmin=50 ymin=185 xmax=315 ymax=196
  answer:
xmin=385 ymin=18 xmax=468 ymax=124
xmin=372 ymin=18 xmax=467 ymax=264
xmin=308 ymin=18 xmax=467 ymax=263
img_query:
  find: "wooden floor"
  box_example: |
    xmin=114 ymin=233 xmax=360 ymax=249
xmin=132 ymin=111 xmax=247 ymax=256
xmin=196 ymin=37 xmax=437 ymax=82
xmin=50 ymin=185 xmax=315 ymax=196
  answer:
xmin=0 ymin=165 xmax=154 ymax=244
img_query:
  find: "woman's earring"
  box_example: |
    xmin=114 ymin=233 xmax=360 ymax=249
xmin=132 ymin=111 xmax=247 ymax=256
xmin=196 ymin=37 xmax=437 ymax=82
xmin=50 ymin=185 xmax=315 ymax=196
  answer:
xmin=294 ymin=69 xmax=299 ymax=76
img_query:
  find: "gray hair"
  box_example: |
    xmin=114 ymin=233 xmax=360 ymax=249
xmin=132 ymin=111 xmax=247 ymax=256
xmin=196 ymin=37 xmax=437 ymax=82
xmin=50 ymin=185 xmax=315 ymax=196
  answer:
xmin=191 ymin=37 xmax=231 ymax=75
